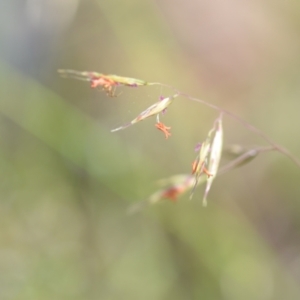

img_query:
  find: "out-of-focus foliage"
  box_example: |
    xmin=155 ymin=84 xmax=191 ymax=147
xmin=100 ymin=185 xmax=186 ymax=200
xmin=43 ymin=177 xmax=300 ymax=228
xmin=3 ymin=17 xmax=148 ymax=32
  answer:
xmin=0 ymin=0 xmax=300 ymax=299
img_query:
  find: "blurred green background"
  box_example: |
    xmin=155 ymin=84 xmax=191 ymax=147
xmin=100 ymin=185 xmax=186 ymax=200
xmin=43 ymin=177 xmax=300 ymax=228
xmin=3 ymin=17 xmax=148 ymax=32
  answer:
xmin=1 ymin=0 xmax=300 ymax=299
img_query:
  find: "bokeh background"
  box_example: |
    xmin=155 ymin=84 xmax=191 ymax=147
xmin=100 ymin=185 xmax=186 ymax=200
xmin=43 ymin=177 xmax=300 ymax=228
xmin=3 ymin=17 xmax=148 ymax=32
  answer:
xmin=1 ymin=0 xmax=300 ymax=299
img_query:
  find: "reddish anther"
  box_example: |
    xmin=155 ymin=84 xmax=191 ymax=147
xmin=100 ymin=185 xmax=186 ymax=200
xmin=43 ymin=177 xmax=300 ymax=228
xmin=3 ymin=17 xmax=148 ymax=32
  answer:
xmin=155 ymin=122 xmax=171 ymax=139
xmin=162 ymin=187 xmax=182 ymax=202
xmin=191 ymin=160 xmax=212 ymax=177
xmin=161 ymin=186 xmax=183 ymax=202
xmin=90 ymin=76 xmax=118 ymax=96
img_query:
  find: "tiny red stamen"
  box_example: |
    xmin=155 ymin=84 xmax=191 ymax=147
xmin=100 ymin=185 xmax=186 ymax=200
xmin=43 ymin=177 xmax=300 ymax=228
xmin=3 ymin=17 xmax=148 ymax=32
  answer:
xmin=191 ymin=160 xmax=213 ymax=177
xmin=90 ymin=77 xmax=107 ymax=88
xmin=162 ymin=186 xmax=184 ymax=202
xmin=203 ymin=167 xmax=213 ymax=177
xmin=192 ymin=160 xmax=198 ymax=174
xmin=90 ymin=77 xmax=117 ymax=96
xmin=155 ymin=122 xmax=171 ymax=139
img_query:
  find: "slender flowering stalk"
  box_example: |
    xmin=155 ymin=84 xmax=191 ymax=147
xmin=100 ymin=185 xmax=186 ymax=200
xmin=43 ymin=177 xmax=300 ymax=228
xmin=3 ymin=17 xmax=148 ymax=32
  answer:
xmin=111 ymin=94 xmax=178 ymax=138
xmin=58 ymin=69 xmax=157 ymax=96
xmin=59 ymin=70 xmax=300 ymax=210
xmin=58 ymin=70 xmax=300 ymax=168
